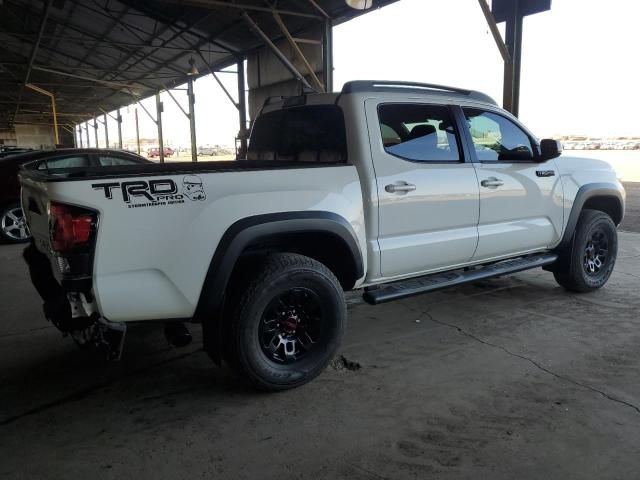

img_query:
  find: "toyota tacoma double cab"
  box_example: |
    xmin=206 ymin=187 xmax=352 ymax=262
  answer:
xmin=19 ymin=80 xmax=625 ymax=391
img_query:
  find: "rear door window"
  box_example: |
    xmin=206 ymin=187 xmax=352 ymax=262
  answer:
xmin=377 ymin=104 xmax=461 ymax=162
xmin=248 ymin=105 xmax=347 ymax=163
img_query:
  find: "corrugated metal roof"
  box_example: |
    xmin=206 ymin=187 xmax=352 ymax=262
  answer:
xmin=0 ymin=0 xmax=399 ymax=128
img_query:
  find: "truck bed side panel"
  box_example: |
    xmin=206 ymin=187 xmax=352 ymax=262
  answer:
xmin=22 ymin=165 xmax=365 ymax=321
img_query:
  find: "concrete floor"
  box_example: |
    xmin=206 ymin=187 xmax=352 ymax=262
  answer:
xmin=621 ymin=182 xmax=640 ymax=233
xmin=2 ymin=226 xmax=640 ymax=478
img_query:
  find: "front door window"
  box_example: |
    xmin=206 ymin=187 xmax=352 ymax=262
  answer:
xmin=464 ymin=108 xmax=534 ymax=161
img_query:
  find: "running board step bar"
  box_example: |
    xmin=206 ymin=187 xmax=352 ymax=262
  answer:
xmin=363 ymin=253 xmax=558 ymax=305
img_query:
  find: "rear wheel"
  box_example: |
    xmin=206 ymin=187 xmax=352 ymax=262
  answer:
xmin=553 ymin=209 xmax=618 ymax=292
xmin=224 ymin=253 xmax=345 ymax=391
xmin=0 ymin=203 xmax=30 ymax=243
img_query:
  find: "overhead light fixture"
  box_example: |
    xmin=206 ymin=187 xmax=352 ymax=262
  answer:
xmin=187 ymin=57 xmax=199 ymax=76
xmin=345 ymin=0 xmax=373 ymax=9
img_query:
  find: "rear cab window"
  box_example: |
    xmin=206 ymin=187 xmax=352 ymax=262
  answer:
xmin=36 ymin=155 xmax=90 ymax=170
xmin=248 ymin=105 xmax=347 ymax=164
xmin=377 ymin=103 xmax=462 ymax=162
xmin=97 ymin=155 xmax=139 ymax=166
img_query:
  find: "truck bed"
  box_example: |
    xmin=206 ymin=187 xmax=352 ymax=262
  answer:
xmin=19 ymin=159 xmax=365 ymax=322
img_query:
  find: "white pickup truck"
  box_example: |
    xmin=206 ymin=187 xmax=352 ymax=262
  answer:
xmin=20 ymin=81 xmax=625 ymax=390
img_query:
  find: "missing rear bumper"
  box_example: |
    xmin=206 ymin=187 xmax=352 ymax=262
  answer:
xmin=23 ymin=241 xmax=127 ymax=360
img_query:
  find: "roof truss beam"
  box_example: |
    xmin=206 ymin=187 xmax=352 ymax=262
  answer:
xmin=157 ymin=0 xmax=322 ymax=19
xmin=14 ymin=0 xmax=54 ymax=120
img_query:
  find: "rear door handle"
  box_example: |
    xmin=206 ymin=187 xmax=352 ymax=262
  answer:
xmin=481 ymin=177 xmax=504 ymax=188
xmin=385 ymin=182 xmax=416 ymax=194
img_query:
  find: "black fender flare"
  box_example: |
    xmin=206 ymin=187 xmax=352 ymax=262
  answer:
xmin=195 ymin=211 xmax=363 ymax=361
xmin=558 ymin=182 xmax=624 ymax=249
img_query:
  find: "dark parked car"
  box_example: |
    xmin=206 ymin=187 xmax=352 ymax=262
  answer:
xmin=0 ymin=148 xmax=150 ymax=243
xmin=0 ymin=146 xmax=33 ymax=159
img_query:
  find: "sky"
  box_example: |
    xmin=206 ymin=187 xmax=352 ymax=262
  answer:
xmin=85 ymin=0 xmax=640 ymax=149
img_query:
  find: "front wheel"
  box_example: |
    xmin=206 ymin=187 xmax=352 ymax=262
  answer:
xmin=0 ymin=203 xmax=31 ymax=243
xmin=553 ymin=209 xmax=618 ymax=292
xmin=225 ymin=253 xmax=346 ymax=391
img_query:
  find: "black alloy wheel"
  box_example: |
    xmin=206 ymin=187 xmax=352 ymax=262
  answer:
xmin=259 ymin=287 xmax=323 ymax=364
xmin=583 ymin=229 xmax=609 ymax=276
xmin=218 ymin=253 xmax=346 ymax=391
xmin=553 ymin=209 xmax=618 ymax=292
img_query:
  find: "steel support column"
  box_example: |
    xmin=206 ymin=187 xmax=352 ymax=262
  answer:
xmin=479 ymin=0 xmax=548 ymax=117
xmin=237 ymin=59 xmax=248 ymax=156
xmin=93 ymin=118 xmax=98 ymax=147
xmin=477 ymin=0 xmax=511 ymax=64
xmin=85 ymin=122 xmax=90 ymax=147
xmin=323 ymin=18 xmax=334 ymax=93
xmin=135 ymin=107 xmax=141 ymax=154
xmin=502 ymin=0 xmax=523 ymax=116
xmin=78 ymin=125 xmax=83 ymax=148
xmin=187 ymin=77 xmax=197 ymax=162
xmin=51 ymin=94 xmax=59 ymax=145
xmin=103 ymin=113 xmax=109 ymax=148
xmin=25 ymin=83 xmax=59 ymax=144
xmin=155 ymin=93 xmax=165 ymax=163
xmin=117 ymin=108 xmax=123 ymax=149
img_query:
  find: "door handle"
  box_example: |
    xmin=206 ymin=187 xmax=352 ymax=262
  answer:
xmin=481 ymin=177 xmax=504 ymax=188
xmin=385 ymin=182 xmax=416 ymax=194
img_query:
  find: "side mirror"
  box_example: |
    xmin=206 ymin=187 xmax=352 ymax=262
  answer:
xmin=540 ymin=139 xmax=562 ymax=161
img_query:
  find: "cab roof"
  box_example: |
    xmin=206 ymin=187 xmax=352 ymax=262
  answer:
xmin=260 ymin=80 xmax=498 ymax=116
xmin=340 ymin=80 xmax=497 ymax=106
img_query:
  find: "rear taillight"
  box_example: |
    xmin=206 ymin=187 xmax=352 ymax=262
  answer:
xmin=49 ymin=202 xmax=96 ymax=254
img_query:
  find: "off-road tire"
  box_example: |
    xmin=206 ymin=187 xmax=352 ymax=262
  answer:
xmin=554 ymin=209 xmax=618 ymax=292
xmin=226 ymin=253 xmax=345 ymax=391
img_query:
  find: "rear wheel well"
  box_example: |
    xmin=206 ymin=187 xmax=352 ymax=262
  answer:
xmin=583 ymin=196 xmax=623 ymax=225
xmin=232 ymin=231 xmax=360 ymax=291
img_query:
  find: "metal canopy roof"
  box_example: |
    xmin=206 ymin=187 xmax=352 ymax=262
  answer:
xmin=0 ymin=0 xmax=399 ymax=129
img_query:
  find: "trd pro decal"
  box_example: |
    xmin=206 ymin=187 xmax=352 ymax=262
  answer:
xmin=92 ymin=175 xmax=206 ymax=209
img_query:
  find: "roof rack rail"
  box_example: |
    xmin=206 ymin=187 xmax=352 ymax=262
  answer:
xmin=341 ymin=80 xmax=497 ymax=105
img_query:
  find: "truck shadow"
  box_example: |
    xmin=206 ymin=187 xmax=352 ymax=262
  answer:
xmin=0 ymin=273 xmax=564 ymax=426
xmin=0 ymin=323 xmax=253 ymax=428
